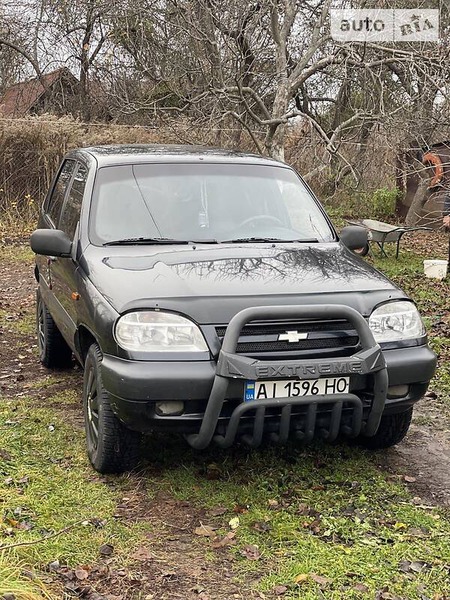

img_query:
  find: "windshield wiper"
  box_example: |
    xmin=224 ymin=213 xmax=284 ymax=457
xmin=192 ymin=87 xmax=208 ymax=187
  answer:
xmin=103 ymin=237 xmax=190 ymax=246
xmin=222 ymin=237 xmax=319 ymax=243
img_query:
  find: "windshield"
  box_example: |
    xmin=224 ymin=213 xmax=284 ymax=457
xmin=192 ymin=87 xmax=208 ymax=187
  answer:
xmin=89 ymin=163 xmax=335 ymax=245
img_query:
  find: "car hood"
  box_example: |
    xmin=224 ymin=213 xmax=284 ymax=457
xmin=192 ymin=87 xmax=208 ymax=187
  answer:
xmin=81 ymin=242 xmax=405 ymax=323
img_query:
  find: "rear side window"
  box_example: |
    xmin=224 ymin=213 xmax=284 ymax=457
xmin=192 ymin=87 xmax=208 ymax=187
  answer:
xmin=60 ymin=163 xmax=88 ymax=239
xmin=46 ymin=160 xmax=76 ymax=226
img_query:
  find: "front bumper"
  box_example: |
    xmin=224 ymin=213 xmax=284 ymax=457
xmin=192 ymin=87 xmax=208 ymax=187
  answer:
xmin=102 ymin=305 xmax=437 ymax=446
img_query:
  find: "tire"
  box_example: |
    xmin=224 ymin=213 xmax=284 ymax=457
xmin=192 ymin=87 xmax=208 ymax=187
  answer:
xmin=359 ymin=407 xmax=413 ymax=450
xmin=36 ymin=291 xmax=72 ymax=369
xmin=83 ymin=343 xmax=142 ymax=473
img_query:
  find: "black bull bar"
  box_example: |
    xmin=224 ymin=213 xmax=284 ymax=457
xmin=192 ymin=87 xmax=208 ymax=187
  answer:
xmin=186 ymin=305 xmax=388 ymax=450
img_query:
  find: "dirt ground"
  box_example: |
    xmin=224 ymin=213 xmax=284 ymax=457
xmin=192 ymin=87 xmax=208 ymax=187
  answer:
xmin=1 ymin=241 xmax=450 ymax=598
xmin=0 ymin=247 xmax=261 ymax=600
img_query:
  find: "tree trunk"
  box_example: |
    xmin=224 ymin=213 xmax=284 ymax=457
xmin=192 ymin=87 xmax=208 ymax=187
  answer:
xmin=268 ymin=123 xmax=286 ymax=161
xmin=405 ymin=178 xmax=429 ymax=226
xmin=265 ymin=82 xmax=289 ymax=161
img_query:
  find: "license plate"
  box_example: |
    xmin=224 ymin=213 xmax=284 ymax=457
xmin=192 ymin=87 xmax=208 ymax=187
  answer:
xmin=244 ymin=377 xmax=350 ymax=402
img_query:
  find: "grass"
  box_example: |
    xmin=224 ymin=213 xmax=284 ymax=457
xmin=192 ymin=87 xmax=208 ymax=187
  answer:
xmin=0 ymin=244 xmax=34 ymax=263
xmin=0 ymin=395 xmax=148 ymax=597
xmin=151 ymin=443 xmax=450 ymax=599
xmin=0 ymin=557 xmax=54 ymax=599
xmin=1 ymin=233 xmax=450 ymax=599
xmin=0 ymin=308 xmax=35 ymax=337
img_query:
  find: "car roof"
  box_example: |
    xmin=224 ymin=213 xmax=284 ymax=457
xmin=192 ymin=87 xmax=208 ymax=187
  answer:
xmin=67 ymin=144 xmax=288 ymax=168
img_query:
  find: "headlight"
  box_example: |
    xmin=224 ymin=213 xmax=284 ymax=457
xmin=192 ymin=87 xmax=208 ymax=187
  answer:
xmin=369 ymin=301 xmax=425 ymax=343
xmin=115 ymin=311 xmax=208 ymax=352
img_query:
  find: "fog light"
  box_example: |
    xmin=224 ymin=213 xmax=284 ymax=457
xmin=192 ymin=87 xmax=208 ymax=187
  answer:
xmin=155 ymin=401 xmax=184 ymax=416
xmin=387 ymin=385 xmax=409 ymax=399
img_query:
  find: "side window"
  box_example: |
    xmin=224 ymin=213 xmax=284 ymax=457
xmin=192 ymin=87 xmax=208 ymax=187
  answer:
xmin=60 ymin=163 xmax=89 ymax=239
xmin=47 ymin=160 xmax=76 ymax=226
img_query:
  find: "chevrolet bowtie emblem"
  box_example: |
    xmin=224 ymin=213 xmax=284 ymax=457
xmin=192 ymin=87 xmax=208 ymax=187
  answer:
xmin=278 ymin=331 xmax=308 ymax=343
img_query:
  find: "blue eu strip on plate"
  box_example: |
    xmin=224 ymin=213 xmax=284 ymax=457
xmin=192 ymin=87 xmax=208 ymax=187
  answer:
xmin=244 ymin=381 xmax=256 ymax=402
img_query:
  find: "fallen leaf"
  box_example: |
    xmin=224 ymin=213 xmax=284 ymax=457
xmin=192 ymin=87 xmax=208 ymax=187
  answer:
xmin=74 ymin=568 xmax=89 ymax=580
xmin=252 ymin=521 xmax=271 ymax=533
xmin=375 ymin=589 xmax=402 ymax=600
xmin=241 ymin=544 xmax=260 ymax=560
xmin=233 ymin=504 xmax=249 ymax=514
xmin=48 ymin=560 xmax=60 ymax=572
xmin=0 ymin=449 xmax=12 ymax=461
xmin=410 ymin=560 xmax=427 ymax=573
xmin=22 ymin=569 xmax=35 ymax=580
xmin=229 ymin=517 xmax=240 ymax=530
xmin=294 ymin=574 xmax=308 ymax=584
xmin=268 ymin=499 xmax=279 ymax=509
xmin=208 ymin=506 xmax=227 ymax=517
xmin=296 ymin=503 xmax=310 ymax=515
xmin=310 ymin=573 xmax=331 ymax=587
xmin=353 ymin=583 xmax=369 ymax=592
xmin=132 ymin=546 xmax=153 ymax=561
xmin=194 ymin=524 xmax=216 ymax=537
xmin=399 ymin=559 xmax=427 ymax=574
xmin=408 ymin=527 xmax=428 ymax=537
xmin=399 ymin=560 xmax=411 ymax=573
xmin=404 ymin=476 xmax=417 ymax=483
xmin=211 ymin=531 xmax=236 ymax=548
xmin=99 ymin=543 xmax=114 ymax=556
xmin=161 ymin=570 xmax=177 ymax=578
xmin=272 ymin=585 xmax=288 ymax=596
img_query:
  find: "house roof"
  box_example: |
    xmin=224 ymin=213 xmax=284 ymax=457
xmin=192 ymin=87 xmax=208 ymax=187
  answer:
xmin=0 ymin=67 xmax=77 ymax=118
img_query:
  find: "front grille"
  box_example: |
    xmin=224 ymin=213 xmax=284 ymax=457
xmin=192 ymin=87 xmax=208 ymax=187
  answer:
xmin=215 ymin=319 xmax=360 ymax=358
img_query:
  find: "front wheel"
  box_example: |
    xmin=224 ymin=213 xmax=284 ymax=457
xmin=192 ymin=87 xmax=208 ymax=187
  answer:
xmin=83 ymin=343 xmax=142 ymax=473
xmin=359 ymin=407 xmax=413 ymax=450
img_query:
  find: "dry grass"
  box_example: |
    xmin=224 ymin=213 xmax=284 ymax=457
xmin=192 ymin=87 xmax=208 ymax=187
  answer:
xmin=0 ymin=115 xmax=399 ymax=228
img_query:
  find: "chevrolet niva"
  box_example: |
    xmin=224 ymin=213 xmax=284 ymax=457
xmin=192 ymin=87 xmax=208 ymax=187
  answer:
xmin=30 ymin=145 xmax=437 ymax=473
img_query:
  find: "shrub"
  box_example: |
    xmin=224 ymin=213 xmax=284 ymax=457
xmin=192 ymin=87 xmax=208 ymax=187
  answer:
xmin=370 ymin=187 xmax=400 ymax=219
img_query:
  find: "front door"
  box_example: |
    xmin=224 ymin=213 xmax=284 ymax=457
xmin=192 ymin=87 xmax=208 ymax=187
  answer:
xmin=50 ymin=161 xmax=89 ymax=345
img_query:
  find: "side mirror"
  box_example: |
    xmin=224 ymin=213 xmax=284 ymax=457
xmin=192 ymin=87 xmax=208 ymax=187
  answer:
xmin=340 ymin=226 xmax=368 ymax=253
xmin=30 ymin=229 xmax=72 ymax=258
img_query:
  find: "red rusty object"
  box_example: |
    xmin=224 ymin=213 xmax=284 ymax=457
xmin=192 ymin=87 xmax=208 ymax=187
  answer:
xmin=423 ymin=151 xmax=444 ymax=189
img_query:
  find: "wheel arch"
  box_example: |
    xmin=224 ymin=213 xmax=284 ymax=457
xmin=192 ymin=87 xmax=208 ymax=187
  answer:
xmin=76 ymin=325 xmax=100 ymax=366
